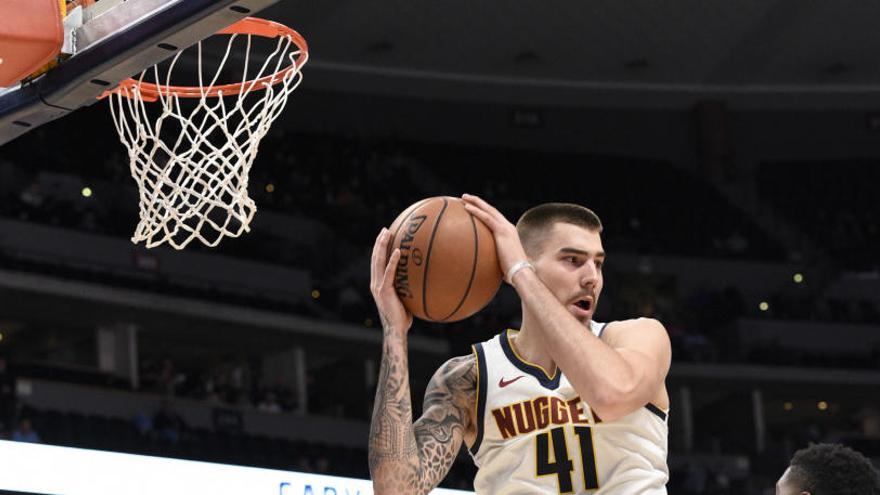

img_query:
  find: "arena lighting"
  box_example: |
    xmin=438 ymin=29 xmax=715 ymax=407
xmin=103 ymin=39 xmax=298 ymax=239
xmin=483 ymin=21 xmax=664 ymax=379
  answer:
xmin=0 ymin=440 xmax=473 ymax=495
xmin=759 ymin=301 xmax=769 ymax=311
xmin=793 ymin=273 xmax=804 ymax=283
xmin=81 ymin=187 xmax=92 ymax=198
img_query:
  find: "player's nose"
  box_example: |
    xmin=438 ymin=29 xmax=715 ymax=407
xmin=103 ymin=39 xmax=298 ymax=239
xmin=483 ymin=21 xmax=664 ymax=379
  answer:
xmin=579 ymin=263 xmax=598 ymax=288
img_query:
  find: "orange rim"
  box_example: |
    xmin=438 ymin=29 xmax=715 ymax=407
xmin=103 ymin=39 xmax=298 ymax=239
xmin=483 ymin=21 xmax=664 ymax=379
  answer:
xmin=103 ymin=17 xmax=308 ymax=102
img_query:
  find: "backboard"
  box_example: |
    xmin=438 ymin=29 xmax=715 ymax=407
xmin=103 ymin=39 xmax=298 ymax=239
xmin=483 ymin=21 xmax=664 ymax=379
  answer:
xmin=0 ymin=0 xmax=283 ymax=146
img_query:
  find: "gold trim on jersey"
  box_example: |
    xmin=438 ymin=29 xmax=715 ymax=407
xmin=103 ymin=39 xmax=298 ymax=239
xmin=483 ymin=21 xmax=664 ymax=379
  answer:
xmin=473 ymin=345 xmax=480 ymax=433
xmin=506 ymin=329 xmax=559 ymax=381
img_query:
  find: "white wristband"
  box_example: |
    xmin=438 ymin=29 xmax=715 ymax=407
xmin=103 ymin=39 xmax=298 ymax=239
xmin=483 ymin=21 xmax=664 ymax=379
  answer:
xmin=506 ymin=260 xmax=534 ymax=283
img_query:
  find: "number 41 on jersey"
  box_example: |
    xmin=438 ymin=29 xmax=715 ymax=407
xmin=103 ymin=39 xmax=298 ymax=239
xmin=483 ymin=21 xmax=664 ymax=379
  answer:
xmin=536 ymin=426 xmax=599 ymax=493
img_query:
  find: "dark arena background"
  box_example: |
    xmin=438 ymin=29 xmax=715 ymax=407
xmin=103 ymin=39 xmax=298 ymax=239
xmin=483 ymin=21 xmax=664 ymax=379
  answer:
xmin=1 ymin=1 xmax=880 ymax=494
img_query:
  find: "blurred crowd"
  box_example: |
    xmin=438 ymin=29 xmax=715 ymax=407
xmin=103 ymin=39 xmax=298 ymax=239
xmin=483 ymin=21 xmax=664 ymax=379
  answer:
xmin=1 ymin=126 xmax=786 ymax=269
xmin=758 ymin=160 xmax=879 ymax=271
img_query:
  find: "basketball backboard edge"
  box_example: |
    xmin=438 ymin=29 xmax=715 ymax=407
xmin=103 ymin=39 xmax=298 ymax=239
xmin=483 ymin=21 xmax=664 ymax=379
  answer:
xmin=0 ymin=0 xmax=282 ymax=146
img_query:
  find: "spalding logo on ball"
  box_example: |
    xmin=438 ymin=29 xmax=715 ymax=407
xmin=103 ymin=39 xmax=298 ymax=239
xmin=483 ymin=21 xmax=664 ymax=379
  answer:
xmin=388 ymin=197 xmax=503 ymax=322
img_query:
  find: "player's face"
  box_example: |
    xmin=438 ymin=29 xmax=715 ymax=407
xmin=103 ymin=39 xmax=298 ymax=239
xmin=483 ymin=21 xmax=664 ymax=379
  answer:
xmin=775 ymin=467 xmax=809 ymax=495
xmin=532 ymin=222 xmax=604 ymax=326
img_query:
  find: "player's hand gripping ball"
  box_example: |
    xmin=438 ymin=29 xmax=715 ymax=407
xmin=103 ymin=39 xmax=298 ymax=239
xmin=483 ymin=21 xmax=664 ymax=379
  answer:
xmin=388 ymin=197 xmax=503 ymax=322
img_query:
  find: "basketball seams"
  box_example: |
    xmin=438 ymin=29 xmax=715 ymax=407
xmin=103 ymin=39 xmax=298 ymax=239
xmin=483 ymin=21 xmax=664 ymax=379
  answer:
xmin=440 ymin=205 xmax=480 ymax=321
xmin=390 ymin=196 xmax=501 ymax=322
xmin=422 ymin=197 xmax=449 ymax=320
xmin=388 ymin=197 xmax=429 ymax=256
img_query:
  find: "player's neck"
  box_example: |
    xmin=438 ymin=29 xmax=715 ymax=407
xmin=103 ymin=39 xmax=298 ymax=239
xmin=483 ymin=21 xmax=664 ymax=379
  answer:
xmin=514 ymin=314 xmax=557 ymax=377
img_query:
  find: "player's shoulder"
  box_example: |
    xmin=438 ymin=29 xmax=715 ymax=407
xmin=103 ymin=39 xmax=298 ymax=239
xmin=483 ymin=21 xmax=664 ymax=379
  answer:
xmin=429 ymin=353 xmax=478 ymax=395
xmin=424 ymin=353 xmax=478 ymax=423
xmin=437 ymin=352 xmax=477 ymax=372
xmin=606 ymin=316 xmax=665 ymax=329
xmin=601 ymin=317 xmax=668 ymax=341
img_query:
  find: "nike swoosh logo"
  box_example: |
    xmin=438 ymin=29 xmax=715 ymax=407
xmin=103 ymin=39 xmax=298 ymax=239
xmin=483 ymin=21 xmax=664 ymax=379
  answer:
xmin=499 ymin=376 xmax=525 ymax=388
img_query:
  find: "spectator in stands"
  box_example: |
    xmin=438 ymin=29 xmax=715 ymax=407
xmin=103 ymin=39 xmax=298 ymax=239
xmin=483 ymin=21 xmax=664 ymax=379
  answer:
xmin=10 ymin=417 xmax=41 ymax=443
xmin=315 ymin=455 xmax=330 ymax=474
xmin=858 ymin=408 xmax=880 ymax=439
xmin=153 ymin=400 xmax=186 ymax=444
xmin=295 ymin=453 xmax=312 ymax=473
xmin=0 ymin=356 xmax=14 ymax=434
xmin=133 ymin=410 xmax=153 ymax=436
xmin=157 ymin=357 xmax=185 ymax=396
xmin=830 ymin=408 xmax=880 ymax=459
xmin=257 ymin=392 xmax=282 ymax=413
xmin=775 ymin=443 xmax=880 ymax=495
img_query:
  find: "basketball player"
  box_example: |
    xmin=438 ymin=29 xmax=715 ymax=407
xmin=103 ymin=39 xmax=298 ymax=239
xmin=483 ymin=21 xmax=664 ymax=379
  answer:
xmin=369 ymin=194 xmax=671 ymax=494
xmin=776 ymin=443 xmax=880 ymax=495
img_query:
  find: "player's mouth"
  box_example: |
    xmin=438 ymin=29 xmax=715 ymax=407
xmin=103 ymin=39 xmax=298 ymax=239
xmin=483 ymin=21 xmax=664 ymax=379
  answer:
xmin=570 ymin=296 xmax=594 ymax=318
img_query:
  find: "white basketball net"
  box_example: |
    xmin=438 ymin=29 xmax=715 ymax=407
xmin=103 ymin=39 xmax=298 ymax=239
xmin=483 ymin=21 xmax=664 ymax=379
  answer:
xmin=108 ymin=29 xmax=305 ymax=249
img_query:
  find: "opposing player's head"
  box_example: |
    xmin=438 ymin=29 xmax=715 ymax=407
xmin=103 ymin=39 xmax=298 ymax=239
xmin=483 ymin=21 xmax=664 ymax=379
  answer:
xmin=516 ymin=203 xmax=604 ymax=324
xmin=776 ymin=443 xmax=880 ymax=495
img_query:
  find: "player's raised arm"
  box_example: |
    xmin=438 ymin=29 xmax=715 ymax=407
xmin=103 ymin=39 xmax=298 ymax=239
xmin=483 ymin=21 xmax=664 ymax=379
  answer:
xmin=368 ymin=228 xmax=476 ymax=495
xmin=462 ymin=194 xmax=670 ymax=422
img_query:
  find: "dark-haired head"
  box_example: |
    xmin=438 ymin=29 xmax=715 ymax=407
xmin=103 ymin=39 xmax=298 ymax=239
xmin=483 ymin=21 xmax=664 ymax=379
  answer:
xmin=776 ymin=443 xmax=880 ymax=495
xmin=514 ymin=203 xmax=606 ymax=325
xmin=516 ymin=203 xmax=602 ymax=258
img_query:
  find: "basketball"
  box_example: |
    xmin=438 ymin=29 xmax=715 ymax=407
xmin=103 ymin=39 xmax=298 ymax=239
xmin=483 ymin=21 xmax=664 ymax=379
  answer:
xmin=388 ymin=196 xmax=503 ymax=322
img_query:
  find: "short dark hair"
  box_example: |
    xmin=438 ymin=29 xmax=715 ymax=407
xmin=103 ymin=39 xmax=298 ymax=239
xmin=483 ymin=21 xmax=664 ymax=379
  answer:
xmin=789 ymin=443 xmax=880 ymax=495
xmin=516 ymin=203 xmax=603 ymax=257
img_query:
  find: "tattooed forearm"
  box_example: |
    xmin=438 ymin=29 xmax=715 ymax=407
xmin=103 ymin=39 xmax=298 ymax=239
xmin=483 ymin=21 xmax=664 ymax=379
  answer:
xmin=368 ymin=320 xmax=477 ymax=495
xmin=369 ymin=321 xmax=420 ymax=493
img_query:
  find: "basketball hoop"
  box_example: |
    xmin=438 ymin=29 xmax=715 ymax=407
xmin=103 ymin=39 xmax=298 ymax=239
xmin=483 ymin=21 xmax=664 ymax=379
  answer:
xmin=103 ymin=17 xmax=308 ymax=250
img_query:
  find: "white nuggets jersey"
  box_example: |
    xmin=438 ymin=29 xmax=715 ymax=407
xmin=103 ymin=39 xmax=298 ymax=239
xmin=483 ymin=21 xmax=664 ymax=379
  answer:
xmin=468 ymin=323 xmax=669 ymax=495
